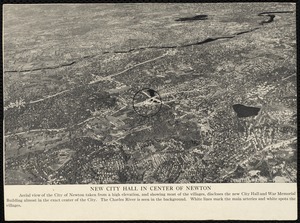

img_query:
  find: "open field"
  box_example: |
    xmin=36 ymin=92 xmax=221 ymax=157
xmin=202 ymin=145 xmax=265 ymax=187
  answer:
xmin=4 ymin=3 xmax=297 ymax=184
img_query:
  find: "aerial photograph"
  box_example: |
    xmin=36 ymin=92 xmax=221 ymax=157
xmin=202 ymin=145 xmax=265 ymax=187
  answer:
xmin=3 ymin=3 xmax=297 ymax=184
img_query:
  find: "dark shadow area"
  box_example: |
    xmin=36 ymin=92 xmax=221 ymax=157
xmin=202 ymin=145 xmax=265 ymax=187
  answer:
xmin=148 ymin=89 xmax=156 ymax=97
xmin=175 ymin=14 xmax=208 ymax=22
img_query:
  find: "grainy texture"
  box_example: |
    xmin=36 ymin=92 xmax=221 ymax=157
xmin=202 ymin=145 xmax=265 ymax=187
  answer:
xmin=4 ymin=3 xmax=296 ymax=184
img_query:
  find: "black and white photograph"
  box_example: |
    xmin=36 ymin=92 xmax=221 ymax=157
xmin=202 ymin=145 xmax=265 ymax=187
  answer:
xmin=3 ymin=3 xmax=297 ymax=186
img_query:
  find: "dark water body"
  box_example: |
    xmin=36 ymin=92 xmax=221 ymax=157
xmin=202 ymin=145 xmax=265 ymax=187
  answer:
xmin=236 ymin=28 xmax=260 ymax=35
xmin=260 ymin=14 xmax=275 ymax=25
xmin=232 ymin=104 xmax=261 ymax=118
xmin=175 ymin=15 xmax=208 ymax=22
xmin=258 ymin=11 xmax=294 ymax=16
xmin=258 ymin=11 xmax=294 ymax=25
